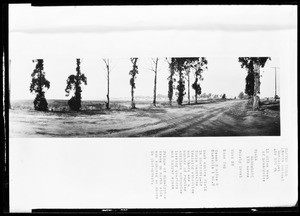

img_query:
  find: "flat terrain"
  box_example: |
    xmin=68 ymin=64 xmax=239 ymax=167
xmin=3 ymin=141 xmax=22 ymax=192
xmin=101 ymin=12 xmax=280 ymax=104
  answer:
xmin=9 ymin=99 xmax=280 ymax=137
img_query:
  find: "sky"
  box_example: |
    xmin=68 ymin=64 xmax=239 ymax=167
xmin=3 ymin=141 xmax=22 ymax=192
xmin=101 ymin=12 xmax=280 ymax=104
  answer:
xmin=9 ymin=4 xmax=296 ymax=100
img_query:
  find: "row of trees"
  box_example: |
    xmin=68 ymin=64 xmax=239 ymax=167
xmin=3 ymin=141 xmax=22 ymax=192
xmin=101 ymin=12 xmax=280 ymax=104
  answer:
xmin=30 ymin=57 xmax=208 ymax=111
xmin=29 ymin=57 xmax=270 ymax=111
xmin=199 ymin=93 xmax=227 ymax=99
xmin=166 ymin=57 xmax=208 ymax=106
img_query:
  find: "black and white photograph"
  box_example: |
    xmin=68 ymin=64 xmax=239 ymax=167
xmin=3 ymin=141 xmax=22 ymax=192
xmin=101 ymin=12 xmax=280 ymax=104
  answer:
xmin=5 ymin=3 xmax=297 ymax=213
xmin=9 ymin=56 xmax=280 ymax=137
xmin=9 ymin=4 xmax=281 ymax=137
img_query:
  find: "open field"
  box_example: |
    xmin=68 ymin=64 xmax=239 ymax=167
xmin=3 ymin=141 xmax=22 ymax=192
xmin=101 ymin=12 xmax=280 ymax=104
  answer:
xmin=9 ymin=99 xmax=280 ymax=137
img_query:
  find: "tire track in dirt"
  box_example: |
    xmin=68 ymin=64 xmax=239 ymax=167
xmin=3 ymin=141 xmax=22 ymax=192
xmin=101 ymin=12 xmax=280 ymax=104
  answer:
xmin=138 ymin=108 xmax=226 ymax=137
xmin=110 ymin=100 xmax=240 ymax=137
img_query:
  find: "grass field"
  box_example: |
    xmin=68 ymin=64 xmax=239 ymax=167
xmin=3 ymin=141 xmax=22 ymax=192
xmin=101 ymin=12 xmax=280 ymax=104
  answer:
xmin=9 ymin=98 xmax=280 ymax=137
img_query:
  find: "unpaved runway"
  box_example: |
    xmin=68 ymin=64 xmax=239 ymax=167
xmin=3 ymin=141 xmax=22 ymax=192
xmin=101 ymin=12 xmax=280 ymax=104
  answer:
xmin=9 ymin=100 xmax=280 ymax=137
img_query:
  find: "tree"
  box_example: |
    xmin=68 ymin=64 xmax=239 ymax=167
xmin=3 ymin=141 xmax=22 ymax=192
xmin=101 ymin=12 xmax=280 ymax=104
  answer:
xmin=65 ymin=59 xmax=87 ymax=111
xmin=238 ymin=57 xmax=271 ymax=110
xmin=185 ymin=58 xmax=203 ymax=105
xmin=192 ymin=57 xmax=208 ymax=104
xmin=103 ymin=59 xmax=111 ymax=109
xmin=129 ymin=58 xmax=138 ymax=109
xmin=166 ymin=58 xmax=176 ymax=105
xmin=30 ymin=59 xmax=50 ymax=111
xmin=222 ymin=94 xmax=226 ymax=100
xmin=174 ymin=58 xmax=186 ymax=105
xmin=238 ymin=91 xmax=245 ymax=99
xmin=200 ymin=92 xmax=207 ymax=98
xmin=150 ymin=58 xmax=159 ymax=106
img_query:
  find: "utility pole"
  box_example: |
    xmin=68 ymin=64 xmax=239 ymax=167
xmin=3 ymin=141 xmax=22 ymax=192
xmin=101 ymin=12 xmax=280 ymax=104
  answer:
xmin=271 ymin=67 xmax=279 ymax=101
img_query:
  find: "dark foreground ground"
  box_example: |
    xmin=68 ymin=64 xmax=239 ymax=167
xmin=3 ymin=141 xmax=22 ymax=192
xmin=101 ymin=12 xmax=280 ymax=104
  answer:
xmin=9 ymin=99 xmax=280 ymax=137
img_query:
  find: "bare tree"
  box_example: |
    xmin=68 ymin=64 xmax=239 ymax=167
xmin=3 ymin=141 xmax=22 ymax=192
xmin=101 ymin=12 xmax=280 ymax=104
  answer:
xmin=103 ymin=59 xmax=111 ymax=109
xmin=149 ymin=58 xmax=159 ymax=106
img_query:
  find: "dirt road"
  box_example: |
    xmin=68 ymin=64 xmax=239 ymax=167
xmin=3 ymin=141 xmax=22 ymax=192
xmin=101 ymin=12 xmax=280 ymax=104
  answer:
xmin=9 ymin=99 xmax=280 ymax=137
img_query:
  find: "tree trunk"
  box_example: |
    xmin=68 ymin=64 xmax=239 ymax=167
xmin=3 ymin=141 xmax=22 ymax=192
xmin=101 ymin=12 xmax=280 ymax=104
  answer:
xmin=131 ymin=85 xmax=135 ymax=109
xmin=169 ymin=77 xmax=173 ymax=106
xmin=38 ymin=67 xmax=42 ymax=96
xmin=194 ymin=77 xmax=198 ymax=104
xmin=168 ymin=68 xmax=174 ymax=106
xmin=106 ymin=94 xmax=110 ymax=109
xmin=187 ymin=72 xmax=190 ymax=105
xmin=253 ymin=62 xmax=260 ymax=110
xmin=106 ymin=62 xmax=110 ymax=110
xmin=153 ymin=70 xmax=157 ymax=106
xmin=177 ymin=69 xmax=184 ymax=105
xmin=153 ymin=59 xmax=158 ymax=107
